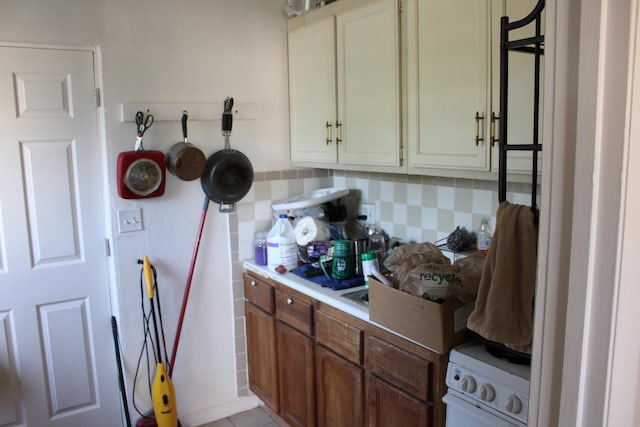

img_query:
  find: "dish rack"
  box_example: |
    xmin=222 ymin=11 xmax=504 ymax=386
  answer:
xmin=498 ymin=0 xmax=545 ymax=218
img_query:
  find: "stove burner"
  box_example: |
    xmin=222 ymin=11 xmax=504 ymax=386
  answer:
xmin=484 ymin=341 xmax=531 ymax=366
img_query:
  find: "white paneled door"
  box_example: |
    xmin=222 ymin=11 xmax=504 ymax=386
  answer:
xmin=0 ymin=46 xmax=120 ymax=426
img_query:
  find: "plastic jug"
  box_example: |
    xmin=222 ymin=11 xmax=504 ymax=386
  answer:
xmin=267 ymin=214 xmax=298 ymax=272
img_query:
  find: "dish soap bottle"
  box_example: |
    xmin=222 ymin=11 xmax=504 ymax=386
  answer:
xmin=477 ymin=218 xmax=492 ymax=255
xmin=267 ymin=214 xmax=298 ymax=272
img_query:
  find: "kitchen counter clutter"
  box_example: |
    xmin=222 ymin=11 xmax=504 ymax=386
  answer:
xmin=243 ymin=260 xmax=466 ymax=427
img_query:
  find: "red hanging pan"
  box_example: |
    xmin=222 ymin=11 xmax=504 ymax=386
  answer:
xmin=117 ymin=111 xmax=166 ymax=199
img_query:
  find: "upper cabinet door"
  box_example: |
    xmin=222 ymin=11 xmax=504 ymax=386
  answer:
xmin=336 ymin=0 xmax=402 ymax=167
xmin=289 ymin=17 xmax=337 ymax=165
xmin=491 ymin=0 xmax=544 ymax=175
xmin=407 ymin=0 xmax=491 ymax=172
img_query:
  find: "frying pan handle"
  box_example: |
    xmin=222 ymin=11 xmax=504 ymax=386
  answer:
xmin=222 ymin=97 xmax=233 ymax=136
xmin=218 ymin=203 xmax=236 ymax=213
xmin=182 ymin=111 xmax=188 ymax=143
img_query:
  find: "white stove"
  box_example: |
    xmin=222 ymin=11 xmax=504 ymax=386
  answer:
xmin=444 ymin=341 xmax=531 ymax=427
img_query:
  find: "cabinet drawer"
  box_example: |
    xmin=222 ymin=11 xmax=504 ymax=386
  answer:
xmin=275 ymin=289 xmax=313 ymax=336
xmin=243 ymin=274 xmax=275 ymax=314
xmin=367 ymin=335 xmax=432 ymax=402
xmin=316 ymin=310 xmax=363 ymax=365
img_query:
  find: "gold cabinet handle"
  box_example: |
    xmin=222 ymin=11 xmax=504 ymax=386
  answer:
xmin=286 ymin=297 xmax=294 ymax=305
xmin=490 ymin=112 xmax=500 ymax=147
xmin=325 ymin=121 xmax=332 ymax=145
xmin=474 ymin=112 xmax=485 ymax=146
xmin=336 ymin=121 xmax=343 ymax=144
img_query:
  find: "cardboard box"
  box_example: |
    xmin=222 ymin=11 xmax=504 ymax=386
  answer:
xmin=368 ymin=277 xmax=474 ymax=353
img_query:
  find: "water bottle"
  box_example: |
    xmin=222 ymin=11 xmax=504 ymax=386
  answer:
xmin=267 ymin=214 xmax=298 ymax=272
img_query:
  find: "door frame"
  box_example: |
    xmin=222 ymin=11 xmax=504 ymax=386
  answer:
xmin=530 ymin=0 xmax=638 ymax=425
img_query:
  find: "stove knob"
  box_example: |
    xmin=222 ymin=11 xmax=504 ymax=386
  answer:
xmin=460 ymin=376 xmax=477 ymax=393
xmin=480 ymin=384 xmax=496 ymax=402
xmin=506 ymin=395 xmax=523 ymax=414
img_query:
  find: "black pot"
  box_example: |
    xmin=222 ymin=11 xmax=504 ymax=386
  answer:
xmin=200 ymin=97 xmax=254 ymax=212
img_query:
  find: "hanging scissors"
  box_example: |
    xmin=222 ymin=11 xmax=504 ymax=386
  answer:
xmin=134 ymin=111 xmax=154 ymax=151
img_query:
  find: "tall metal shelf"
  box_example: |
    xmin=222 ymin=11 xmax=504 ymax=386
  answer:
xmin=498 ymin=0 xmax=545 ymax=216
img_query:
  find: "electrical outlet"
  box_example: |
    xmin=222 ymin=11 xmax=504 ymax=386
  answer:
xmin=117 ymin=208 xmax=143 ymax=233
xmin=359 ymin=202 xmax=376 ymax=224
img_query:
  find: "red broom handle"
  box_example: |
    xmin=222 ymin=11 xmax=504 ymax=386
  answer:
xmin=169 ymin=196 xmax=210 ymax=376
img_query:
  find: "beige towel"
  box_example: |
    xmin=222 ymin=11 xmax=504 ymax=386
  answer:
xmin=467 ymin=201 xmax=538 ymax=351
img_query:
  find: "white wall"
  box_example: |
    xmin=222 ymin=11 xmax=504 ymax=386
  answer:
xmin=0 ymin=1 xmax=291 ymax=425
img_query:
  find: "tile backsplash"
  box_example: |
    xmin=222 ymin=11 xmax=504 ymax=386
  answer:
xmin=230 ymin=167 xmax=537 ymax=397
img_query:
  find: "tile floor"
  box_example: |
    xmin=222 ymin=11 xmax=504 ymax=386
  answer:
xmin=198 ymin=406 xmax=288 ymax=427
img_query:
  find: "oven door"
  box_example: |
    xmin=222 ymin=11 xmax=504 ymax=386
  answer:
xmin=443 ymin=391 xmax=525 ymax=427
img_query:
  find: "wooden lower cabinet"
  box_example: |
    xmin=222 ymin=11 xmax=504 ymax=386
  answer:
xmin=316 ymin=345 xmax=365 ymax=427
xmin=277 ymin=321 xmax=316 ymax=427
xmin=368 ymin=375 xmax=432 ymax=427
xmin=245 ymin=302 xmax=279 ymax=412
xmin=244 ymin=271 xmax=447 ymax=427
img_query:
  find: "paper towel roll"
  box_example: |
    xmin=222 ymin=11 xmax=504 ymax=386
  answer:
xmin=295 ymin=216 xmax=330 ymax=246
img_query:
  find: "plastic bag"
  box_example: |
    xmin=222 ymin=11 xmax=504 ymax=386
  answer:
xmin=402 ymin=263 xmax=458 ymax=302
xmin=384 ymin=242 xmax=451 ymax=286
xmin=449 ymin=253 xmax=485 ymax=303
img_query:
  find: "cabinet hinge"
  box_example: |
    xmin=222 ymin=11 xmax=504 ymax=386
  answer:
xmin=105 ymin=238 xmax=111 ymax=257
xmin=398 ymin=0 xmax=404 ymax=13
xmin=94 ymin=88 xmax=102 ymax=108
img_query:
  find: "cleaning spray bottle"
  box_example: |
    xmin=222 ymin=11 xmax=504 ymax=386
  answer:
xmin=477 ymin=218 xmax=493 ymax=255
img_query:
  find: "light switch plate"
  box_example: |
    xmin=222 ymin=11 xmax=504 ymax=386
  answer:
xmin=359 ymin=202 xmax=376 ymax=224
xmin=117 ymin=208 xmax=143 ymax=233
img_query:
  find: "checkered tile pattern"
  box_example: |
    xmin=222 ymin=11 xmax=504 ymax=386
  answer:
xmin=230 ymin=168 xmax=537 ymax=396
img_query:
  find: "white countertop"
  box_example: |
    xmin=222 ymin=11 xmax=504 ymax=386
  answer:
xmin=243 ymin=260 xmax=371 ymax=323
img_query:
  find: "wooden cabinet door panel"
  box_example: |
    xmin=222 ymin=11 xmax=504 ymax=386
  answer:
xmin=316 ymin=345 xmax=365 ymax=427
xmin=368 ymin=375 xmax=433 ymax=427
xmin=367 ymin=335 xmax=433 ymax=402
xmin=315 ymin=310 xmax=363 ymax=365
xmin=245 ymin=302 xmax=279 ymax=412
xmin=278 ymin=321 xmax=316 ymax=427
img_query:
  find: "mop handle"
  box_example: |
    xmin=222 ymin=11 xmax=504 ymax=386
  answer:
xmin=169 ymin=196 xmax=210 ymax=376
xmin=143 ymin=256 xmax=154 ymax=299
xmin=143 ymin=256 xmax=163 ymax=364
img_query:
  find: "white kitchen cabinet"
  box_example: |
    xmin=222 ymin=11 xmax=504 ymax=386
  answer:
xmin=406 ymin=0 xmax=542 ymax=178
xmin=406 ymin=0 xmax=491 ymax=174
xmin=288 ymin=0 xmax=403 ymax=171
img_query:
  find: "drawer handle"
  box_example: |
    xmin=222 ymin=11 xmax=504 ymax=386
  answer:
xmin=286 ymin=297 xmax=294 ymax=305
xmin=251 ymin=280 xmax=257 ymax=287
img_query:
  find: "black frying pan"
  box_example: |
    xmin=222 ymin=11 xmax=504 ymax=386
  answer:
xmin=200 ymin=97 xmax=253 ymax=213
